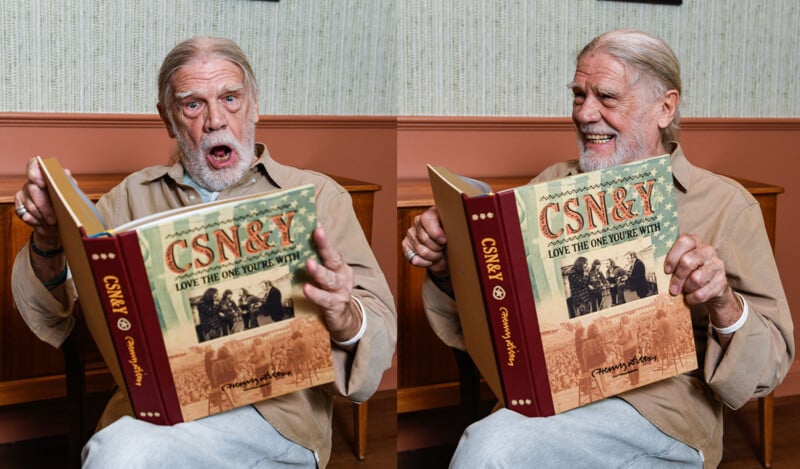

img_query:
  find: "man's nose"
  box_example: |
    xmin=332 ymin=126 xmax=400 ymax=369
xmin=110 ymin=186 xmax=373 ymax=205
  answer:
xmin=574 ymin=98 xmax=601 ymax=124
xmin=204 ymin=102 xmax=227 ymax=132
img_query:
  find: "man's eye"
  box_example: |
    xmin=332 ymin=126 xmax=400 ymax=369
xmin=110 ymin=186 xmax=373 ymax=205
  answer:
xmin=573 ymin=94 xmax=585 ymax=104
xmin=185 ymin=102 xmax=200 ymax=110
xmin=225 ymin=95 xmax=236 ymax=102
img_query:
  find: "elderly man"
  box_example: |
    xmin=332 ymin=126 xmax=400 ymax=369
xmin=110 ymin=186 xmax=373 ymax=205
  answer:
xmin=403 ymin=29 xmax=793 ymax=468
xmin=12 ymin=36 xmax=396 ymax=468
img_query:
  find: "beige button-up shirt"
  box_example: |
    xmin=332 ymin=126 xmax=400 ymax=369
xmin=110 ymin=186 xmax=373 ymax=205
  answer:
xmin=422 ymin=144 xmax=793 ymax=468
xmin=12 ymin=144 xmax=397 ymax=467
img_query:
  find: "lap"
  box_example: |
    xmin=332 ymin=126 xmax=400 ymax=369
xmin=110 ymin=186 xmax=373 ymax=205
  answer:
xmin=450 ymin=397 xmax=702 ymax=468
xmin=82 ymin=405 xmax=317 ymax=468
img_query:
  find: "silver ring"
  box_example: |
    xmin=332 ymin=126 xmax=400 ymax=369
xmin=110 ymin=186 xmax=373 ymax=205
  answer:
xmin=405 ymin=250 xmax=418 ymax=262
xmin=15 ymin=205 xmax=28 ymax=219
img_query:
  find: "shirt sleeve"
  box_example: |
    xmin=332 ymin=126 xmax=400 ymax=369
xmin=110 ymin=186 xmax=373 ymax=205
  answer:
xmin=10 ymin=245 xmax=79 ymax=348
xmin=703 ymin=200 xmax=794 ymax=409
xmin=316 ymin=183 xmax=397 ymax=403
xmin=421 ymin=272 xmax=467 ymax=351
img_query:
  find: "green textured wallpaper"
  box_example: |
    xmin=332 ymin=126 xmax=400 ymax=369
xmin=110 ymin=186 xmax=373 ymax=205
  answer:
xmin=1 ymin=0 xmax=396 ymax=114
xmin=2 ymin=0 xmax=798 ymax=116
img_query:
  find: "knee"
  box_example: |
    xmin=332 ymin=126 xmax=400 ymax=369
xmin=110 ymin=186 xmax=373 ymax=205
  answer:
xmin=82 ymin=417 xmax=165 ymax=468
xmin=450 ymin=411 xmax=518 ymax=468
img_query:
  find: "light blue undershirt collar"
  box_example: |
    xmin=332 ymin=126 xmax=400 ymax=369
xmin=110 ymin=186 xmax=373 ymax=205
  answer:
xmin=182 ymin=173 xmax=219 ymax=203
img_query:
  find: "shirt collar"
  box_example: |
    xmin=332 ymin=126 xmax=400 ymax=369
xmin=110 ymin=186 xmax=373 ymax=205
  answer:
xmin=137 ymin=142 xmax=286 ymax=189
xmin=667 ymin=142 xmax=692 ymax=194
xmin=567 ymin=141 xmax=691 ymax=193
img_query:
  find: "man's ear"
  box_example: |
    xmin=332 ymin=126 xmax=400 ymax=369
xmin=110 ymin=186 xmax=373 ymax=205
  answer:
xmin=658 ymin=90 xmax=680 ymax=130
xmin=157 ymin=102 xmax=177 ymax=139
xmin=251 ymin=98 xmax=260 ymax=124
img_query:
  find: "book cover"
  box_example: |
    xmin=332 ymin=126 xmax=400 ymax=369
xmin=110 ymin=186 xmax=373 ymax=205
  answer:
xmin=461 ymin=193 xmax=540 ymax=416
xmin=429 ymin=155 xmax=698 ymax=416
xmin=426 ymin=167 xmax=505 ymax=406
xmin=83 ymin=235 xmax=170 ymax=423
xmin=38 ymin=157 xmax=335 ymax=424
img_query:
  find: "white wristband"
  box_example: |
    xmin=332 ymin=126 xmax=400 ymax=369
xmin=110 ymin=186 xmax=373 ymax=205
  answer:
xmin=332 ymin=295 xmax=367 ymax=347
xmin=712 ymin=293 xmax=749 ymax=335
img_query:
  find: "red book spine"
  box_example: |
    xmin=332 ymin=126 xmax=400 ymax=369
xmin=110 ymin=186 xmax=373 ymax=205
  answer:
xmin=83 ymin=235 xmax=170 ymax=424
xmin=497 ymin=190 xmax=555 ymax=417
xmin=117 ymin=231 xmax=183 ymax=424
xmin=463 ymin=194 xmax=540 ymax=417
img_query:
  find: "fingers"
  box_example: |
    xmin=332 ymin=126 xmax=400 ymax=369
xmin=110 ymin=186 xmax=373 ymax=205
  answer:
xmin=313 ymin=223 xmax=346 ymax=273
xmin=417 ymin=206 xmax=447 ymax=245
xmin=304 ymin=225 xmax=360 ymax=341
xmin=302 ymin=272 xmax=352 ymax=312
xmin=304 ymin=225 xmax=354 ymax=313
xmin=665 ymin=233 xmax=729 ymax=305
xmin=18 ymin=157 xmax=59 ymax=228
xmin=401 ymin=206 xmax=449 ymax=273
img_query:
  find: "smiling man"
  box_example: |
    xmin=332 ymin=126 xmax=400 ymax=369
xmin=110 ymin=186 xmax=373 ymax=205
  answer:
xmin=12 ymin=36 xmax=396 ymax=468
xmin=402 ymin=29 xmax=793 ymax=468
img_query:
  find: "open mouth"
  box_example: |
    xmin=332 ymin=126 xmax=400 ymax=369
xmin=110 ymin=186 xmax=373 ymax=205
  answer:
xmin=585 ymin=133 xmax=614 ymax=144
xmin=210 ymin=145 xmax=232 ymax=160
xmin=206 ymin=145 xmax=235 ymax=169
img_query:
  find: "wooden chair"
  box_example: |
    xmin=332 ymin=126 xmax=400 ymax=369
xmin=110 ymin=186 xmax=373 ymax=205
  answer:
xmin=63 ymin=329 xmax=88 ymax=469
xmin=759 ymin=392 xmax=774 ymax=468
xmin=63 ymin=309 xmax=112 ymax=469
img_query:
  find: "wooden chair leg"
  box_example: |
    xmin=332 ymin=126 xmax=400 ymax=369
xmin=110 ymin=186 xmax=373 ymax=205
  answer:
xmin=453 ymin=348 xmax=481 ymax=426
xmin=758 ymin=391 xmax=774 ymax=468
xmin=353 ymin=401 xmax=368 ymax=460
xmin=63 ymin=333 xmax=86 ymax=469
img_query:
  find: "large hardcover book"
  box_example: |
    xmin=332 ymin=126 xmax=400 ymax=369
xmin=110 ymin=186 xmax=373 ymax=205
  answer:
xmin=429 ymin=155 xmax=697 ymax=417
xmin=38 ymin=156 xmax=335 ymax=424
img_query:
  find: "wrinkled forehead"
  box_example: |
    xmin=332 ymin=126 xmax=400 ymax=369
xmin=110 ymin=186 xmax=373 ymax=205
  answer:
xmin=170 ymin=57 xmax=248 ymax=98
xmin=570 ymin=52 xmax=632 ymax=89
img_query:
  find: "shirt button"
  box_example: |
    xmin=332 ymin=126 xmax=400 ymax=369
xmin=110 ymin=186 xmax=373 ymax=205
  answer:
xmin=251 ymin=177 xmax=257 ymax=184
xmin=189 ymin=194 xmax=196 ymax=201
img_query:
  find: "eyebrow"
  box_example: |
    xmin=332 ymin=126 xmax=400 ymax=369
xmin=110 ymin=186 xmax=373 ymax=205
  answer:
xmin=566 ymin=81 xmax=618 ymax=97
xmin=222 ymin=83 xmax=245 ymax=94
xmin=173 ymin=83 xmax=246 ymax=100
xmin=175 ymin=90 xmax=195 ymax=100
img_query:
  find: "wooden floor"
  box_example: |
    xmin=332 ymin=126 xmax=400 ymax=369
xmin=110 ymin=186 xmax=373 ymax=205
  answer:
xmin=1 ymin=392 xmax=799 ymax=468
xmin=719 ymin=395 xmax=800 ymax=468
xmin=329 ymin=390 xmax=397 ymax=469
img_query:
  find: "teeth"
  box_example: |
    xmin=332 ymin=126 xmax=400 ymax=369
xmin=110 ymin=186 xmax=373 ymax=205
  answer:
xmin=586 ymin=134 xmax=613 ymax=144
xmin=210 ymin=147 xmax=232 ymax=159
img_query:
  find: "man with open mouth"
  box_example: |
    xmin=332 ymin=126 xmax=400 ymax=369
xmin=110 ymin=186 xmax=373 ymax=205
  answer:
xmin=12 ymin=36 xmax=397 ymax=468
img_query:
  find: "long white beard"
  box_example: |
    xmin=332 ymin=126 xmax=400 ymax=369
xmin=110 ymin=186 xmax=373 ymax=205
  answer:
xmin=176 ymin=126 xmax=256 ymax=192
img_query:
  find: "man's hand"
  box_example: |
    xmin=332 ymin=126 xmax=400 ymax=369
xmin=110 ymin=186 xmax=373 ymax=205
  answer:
xmin=16 ymin=157 xmax=67 ymax=293
xmin=664 ymin=233 xmax=742 ymax=340
xmin=303 ymin=225 xmax=360 ymax=346
xmin=401 ymin=206 xmax=449 ymax=278
xmin=16 ymin=157 xmax=61 ymax=244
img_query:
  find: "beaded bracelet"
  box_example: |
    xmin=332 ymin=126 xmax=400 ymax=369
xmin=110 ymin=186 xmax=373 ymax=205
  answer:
xmin=29 ymin=232 xmax=64 ymax=258
xmin=43 ymin=265 xmax=69 ymax=290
